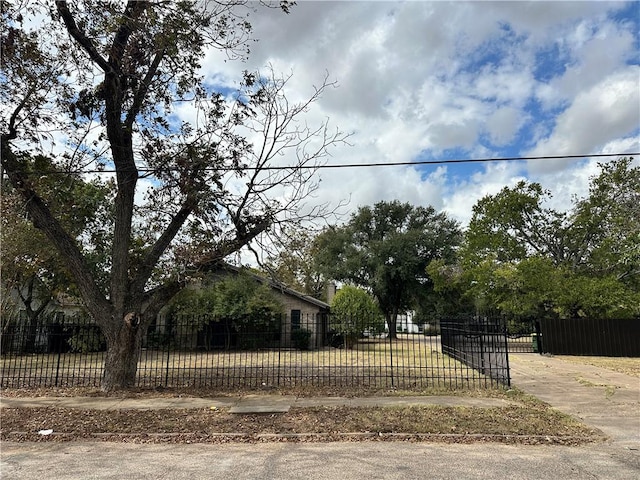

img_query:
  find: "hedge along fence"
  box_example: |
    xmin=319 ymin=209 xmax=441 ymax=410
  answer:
xmin=1 ymin=314 xmax=510 ymax=390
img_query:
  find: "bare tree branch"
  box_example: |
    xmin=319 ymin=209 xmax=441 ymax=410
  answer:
xmin=55 ymin=1 xmax=112 ymax=74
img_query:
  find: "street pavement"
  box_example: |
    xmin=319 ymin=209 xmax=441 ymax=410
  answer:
xmin=1 ymin=353 xmax=639 ymax=479
xmin=1 ymin=441 xmax=639 ymax=480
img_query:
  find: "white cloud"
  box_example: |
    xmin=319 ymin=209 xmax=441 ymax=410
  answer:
xmin=486 ymin=107 xmax=524 ymax=146
xmin=528 ymin=67 xmax=640 ymax=170
xmin=190 ymin=1 xmax=639 ymax=230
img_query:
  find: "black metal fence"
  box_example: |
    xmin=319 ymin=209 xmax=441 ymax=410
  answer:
xmin=539 ymin=317 xmax=640 ymax=356
xmin=503 ymin=318 xmax=540 ymax=353
xmin=440 ymin=317 xmax=510 ymax=386
xmin=1 ymin=313 xmax=511 ymax=390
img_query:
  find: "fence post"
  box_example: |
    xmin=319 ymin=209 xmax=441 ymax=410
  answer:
xmin=54 ymin=324 xmax=62 ymax=388
xmin=502 ymin=318 xmax=511 ymax=387
xmin=478 ymin=318 xmax=485 ymax=375
xmin=389 ymin=326 xmax=395 ymax=388
xmin=164 ymin=335 xmax=171 ymax=387
xmin=534 ymin=320 xmax=543 ymax=355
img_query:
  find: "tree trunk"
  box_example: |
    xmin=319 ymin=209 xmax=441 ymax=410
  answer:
xmin=19 ymin=278 xmax=51 ymax=353
xmin=24 ymin=315 xmax=39 ymax=354
xmin=101 ymin=313 xmax=144 ymax=391
xmin=386 ymin=311 xmax=398 ymax=339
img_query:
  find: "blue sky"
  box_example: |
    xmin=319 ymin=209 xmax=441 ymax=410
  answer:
xmin=195 ymin=1 xmax=639 ymax=225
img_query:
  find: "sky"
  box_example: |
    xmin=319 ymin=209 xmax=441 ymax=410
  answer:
xmin=199 ymin=0 xmax=639 ymax=226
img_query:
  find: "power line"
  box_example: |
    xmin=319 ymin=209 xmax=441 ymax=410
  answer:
xmin=2 ymin=152 xmax=636 ymax=176
xmin=303 ymin=152 xmax=637 ymax=171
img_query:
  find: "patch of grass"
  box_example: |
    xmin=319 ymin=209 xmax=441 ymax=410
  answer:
xmin=575 ymin=376 xmax=619 ymax=398
xmin=0 ymin=383 xmax=511 ymax=399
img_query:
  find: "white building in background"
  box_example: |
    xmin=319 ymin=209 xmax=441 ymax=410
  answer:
xmin=395 ymin=312 xmax=422 ymax=334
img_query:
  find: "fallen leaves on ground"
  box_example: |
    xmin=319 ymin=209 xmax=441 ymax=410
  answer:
xmin=0 ymin=404 xmax=601 ymax=445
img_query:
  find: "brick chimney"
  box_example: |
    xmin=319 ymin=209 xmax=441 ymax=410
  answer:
xmin=326 ymin=282 xmax=337 ymax=305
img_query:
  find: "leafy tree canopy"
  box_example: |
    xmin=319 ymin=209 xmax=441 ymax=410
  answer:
xmin=1 ymin=154 xmax=113 ymax=319
xmin=170 ymin=274 xmax=283 ymax=322
xmin=263 ymin=227 xmax=327 ymax=300
xmin=459 ymin=157 xmax=640 ymax=319
xmin=315 ymin=200 xmax=461 ymax=337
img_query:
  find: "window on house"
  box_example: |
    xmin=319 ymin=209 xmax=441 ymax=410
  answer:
xmin=291 ymin=310 xmax=301 ymax=330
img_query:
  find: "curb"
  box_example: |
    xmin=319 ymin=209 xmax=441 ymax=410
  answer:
xmin=4 ymin=431 xmax=603 ymax=445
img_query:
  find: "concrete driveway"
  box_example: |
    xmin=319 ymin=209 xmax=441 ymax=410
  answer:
xmin=508 ymin=353 xmax=640 ymax=448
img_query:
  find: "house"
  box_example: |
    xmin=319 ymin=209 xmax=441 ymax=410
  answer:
xmin=222 ymin=264 xmax=331 ymax=349
xmin=155 ymin=264 xmax=331 ymax=350
xmin=2 ymin=285 xmax=87 ymax=354
xmin=396 ymin=311 xmax=422 ymax=334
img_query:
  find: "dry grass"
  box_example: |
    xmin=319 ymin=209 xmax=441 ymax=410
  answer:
xmin=557 ymin=356 xmax=640 ymax=377
xmin=1 ymin=336 xmax=506 ymax=391
xmin=0 ymin=403 xmax=600 ymax=445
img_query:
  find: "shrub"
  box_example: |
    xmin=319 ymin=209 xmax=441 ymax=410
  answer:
xmin=291 ymin=328 xmax=312 ymax=350
xmin=65 ymin=315 xmax=106 ymax=353
xmin=330 ymin=285 xmax=384 ymax=348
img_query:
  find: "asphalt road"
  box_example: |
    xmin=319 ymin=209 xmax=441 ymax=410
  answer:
xmin=2 ymin=441 xmax=639 ymax=480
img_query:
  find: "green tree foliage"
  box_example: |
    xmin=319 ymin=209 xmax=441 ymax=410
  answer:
xmin=1 ymin=155 xmax=112 ymax=351
xmin=315 ymin=201 xmax=462 ymax=337
xmin=169 ymin=274 xmax=283 ymax=349
xmin=465 ymin=182 xmax=571 ymax=265
xmin=1 ymin=1 xmax=343 ymax=389
xmin=1 ymin=156 xmax=113 ymax=299
xmin=263 ymin=228 xmax=327 ymax=300
xmin=460 ymin=157 xmax=640 ymax=320
xmin=571 ymin=157 xmax=640 ymax=286
xmin=330 ymin=285 xmax=384 ymax=348
xmin=214 ymin=277 xmax=283 ymax=329
xmin=422 ymin=260 xmax=475 ymax=322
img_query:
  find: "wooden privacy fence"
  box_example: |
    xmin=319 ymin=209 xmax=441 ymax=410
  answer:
xmin=539 ymin=317 xmax=640 ymax=356
xmin=1 ymin=314 xmax=511 ymax=390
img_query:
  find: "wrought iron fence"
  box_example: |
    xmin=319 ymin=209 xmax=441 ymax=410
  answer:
xmin=440 ymin=316 xmax=511 ymax=386
xmin=1 ymin=313 xmax=510 ymax=390
xmin=503 ymin=318 xmax=540 ymax=353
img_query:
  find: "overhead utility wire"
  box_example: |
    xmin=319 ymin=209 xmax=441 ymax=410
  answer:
xmin=3 ymin=152 xmax=636 ymax=175
xmin=294 ymin=152 xmax=638 ymax=171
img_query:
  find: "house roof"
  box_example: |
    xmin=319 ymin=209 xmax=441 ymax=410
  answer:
xmin=218 ymin=264 xmax=330 ymax=310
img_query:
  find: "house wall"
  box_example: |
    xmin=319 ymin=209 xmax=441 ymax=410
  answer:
xmin=396 ymin=312 xmax=422 ymax=334
xmin=271 ymin=289 xmax=327 ymax=349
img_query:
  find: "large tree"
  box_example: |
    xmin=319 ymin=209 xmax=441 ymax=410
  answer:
xmin=465 ymin=181 xmax=572 ymax=265
xmin=570 ymin=157 xmax=640 ymax=285
xmin=315 ymin=201 xmax=461 ymax=338
xmin=1 ymin=1 xmax=345 ymax=389
xmin=465 ymin=157 xmax=639 ymax=277
xmin=461 ymin=157 xmax=640 ymax=319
